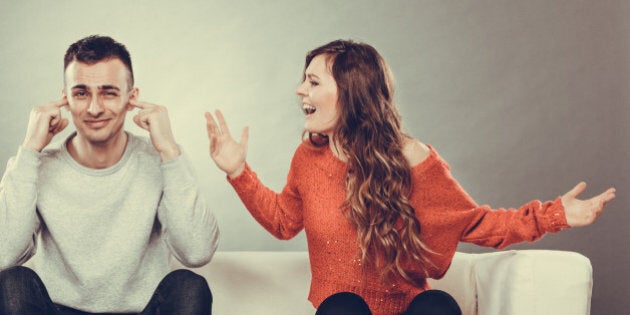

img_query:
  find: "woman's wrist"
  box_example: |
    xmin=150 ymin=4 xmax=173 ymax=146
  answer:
xmin=228 ymin=163 xmax=246 ymax=179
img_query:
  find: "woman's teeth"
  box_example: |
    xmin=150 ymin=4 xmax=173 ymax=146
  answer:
xmin=302 ymin=104 xmax=316 ymax=115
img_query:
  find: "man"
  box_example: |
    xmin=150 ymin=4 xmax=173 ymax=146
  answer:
xmin=0 ymin=35 xmax=219 ymax=314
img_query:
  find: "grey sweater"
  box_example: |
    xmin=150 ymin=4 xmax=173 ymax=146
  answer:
xmin=0 ymin=132 xmax=219 ymax=313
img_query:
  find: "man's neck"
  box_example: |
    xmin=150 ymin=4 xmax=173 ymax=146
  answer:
xmin=67 ymin=132 xmax=129 ymax=169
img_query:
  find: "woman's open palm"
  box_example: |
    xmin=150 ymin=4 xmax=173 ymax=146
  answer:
xmin=562 ymin=182 xmax=616 ymax=227
xmin=205 ymin=110 xmax=249 ymax=178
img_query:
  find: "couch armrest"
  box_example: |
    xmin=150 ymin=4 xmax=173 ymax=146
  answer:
xmin=474 ymin=250 xmax=592 ymax=315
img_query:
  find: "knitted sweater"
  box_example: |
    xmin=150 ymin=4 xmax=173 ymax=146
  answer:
xmin=0 ymin=132 xmax=220 ymax=313
xmin=228 ymin=142 xmax=569 ymax=315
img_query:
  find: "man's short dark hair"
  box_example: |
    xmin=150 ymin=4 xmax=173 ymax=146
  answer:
xmin=64 ymin=35 xmax=134 ymax=88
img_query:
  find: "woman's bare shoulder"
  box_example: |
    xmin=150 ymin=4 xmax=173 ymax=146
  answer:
xmin=402 ymin=137 xmax=431 ymax=167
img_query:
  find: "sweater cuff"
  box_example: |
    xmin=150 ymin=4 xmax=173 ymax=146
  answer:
xmin=227 ymin=163 xmax=250 ymax=181
xmin=227 ymin=163 xmax=255 ymax=189
xmin=542 ymin=197 xmax=570 ymax=233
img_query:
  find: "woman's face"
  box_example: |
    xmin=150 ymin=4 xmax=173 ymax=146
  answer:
xmin=296 ymin=54 xmax=339 ymax=136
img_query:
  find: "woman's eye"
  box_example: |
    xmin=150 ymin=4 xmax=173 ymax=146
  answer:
xmin=310 ymin=81 xmax=319 ymax=86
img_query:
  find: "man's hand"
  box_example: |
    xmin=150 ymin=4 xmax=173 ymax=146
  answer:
xmin=562 ymin=182 xmax=616 ymax=227
xmin=22 ymin=98 xmax=70 ymax=152
xmin=129 ymin=100 xmax=180 ymax=161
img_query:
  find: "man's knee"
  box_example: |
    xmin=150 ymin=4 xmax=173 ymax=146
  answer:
xmin=0 ymin=266 xmax=39 ymax=291
xmin=163 ymin=269 xmax=212 ymax=302
xmin=147 ymin=269 xmax=212 ymax=314
xmin=0 ymin=266 xmax=45 ymax=312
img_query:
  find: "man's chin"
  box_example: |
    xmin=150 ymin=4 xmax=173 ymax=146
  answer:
xmin=77 ymin=130 xmax=119 ymax=146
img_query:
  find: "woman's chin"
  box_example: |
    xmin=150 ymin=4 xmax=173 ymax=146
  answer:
xmin=304 ymin=125 xmax=333 ymax=136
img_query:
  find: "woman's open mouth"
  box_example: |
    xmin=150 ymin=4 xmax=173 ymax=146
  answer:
xmin=302 ymin=104 xmax=316 ymax=115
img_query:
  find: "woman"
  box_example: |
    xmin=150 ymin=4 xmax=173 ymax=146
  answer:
xmin=205 ymin=40 xmax=615 ymax=315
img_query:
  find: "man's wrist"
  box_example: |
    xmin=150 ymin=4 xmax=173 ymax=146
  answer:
xmin=159 ymin=144 xmax=181 ymax=162
xmin=22 ymin=140 xmax=43 ymax=152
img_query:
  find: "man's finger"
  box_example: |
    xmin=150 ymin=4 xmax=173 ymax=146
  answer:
xmin=128 ymin=99 xmax=153 ymax=109
xmin=133 ymin=114 xmax=150 ymax=131
xmin=49 ymin=109 xmax=62 ymax=128
xmin=52 ymin=119 xmax=69 ymax=135
xmin=52 ymin=98 xmax=69 ymax=108
xmin=133 ymin=114 xmax=141 ymax=127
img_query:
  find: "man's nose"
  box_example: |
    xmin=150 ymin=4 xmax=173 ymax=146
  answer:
xmin=87 ymin=96 xmax=104 ymax=115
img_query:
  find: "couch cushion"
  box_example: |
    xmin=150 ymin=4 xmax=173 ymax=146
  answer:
xmin=175 ymin=251 xmax=315 ymax=314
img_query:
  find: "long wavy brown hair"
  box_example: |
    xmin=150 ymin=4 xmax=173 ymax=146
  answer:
xmin=303 ymin=40 xmax=433 ymax=285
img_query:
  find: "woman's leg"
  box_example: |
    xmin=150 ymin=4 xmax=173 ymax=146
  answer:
xmin=0 ymin=266 xmax=60 ymax=314
xmin=140 ymin=269 xmax=212 ymax=315
xmin=404 ymin=290 xmax=461 ymax=315
xmin=316 ymin=292 xmax=372 ymax=315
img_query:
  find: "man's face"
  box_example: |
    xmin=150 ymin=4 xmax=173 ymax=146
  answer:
xmin=63 ymin=58 xmax=137 ymax=146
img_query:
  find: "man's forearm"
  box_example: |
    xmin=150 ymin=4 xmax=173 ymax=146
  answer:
xmin=157 ymin=154 xmax=219 ymax=267
xmin=0 ymin=147 xmax=40 ymax=269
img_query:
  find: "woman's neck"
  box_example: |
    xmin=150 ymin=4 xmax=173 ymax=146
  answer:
xmin=328 ymin=137 xmax=348 ymax=163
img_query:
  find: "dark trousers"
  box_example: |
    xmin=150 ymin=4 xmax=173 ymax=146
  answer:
xmin=316 ymin=290 xmax=462 ymax=315
xmin=0 ymin=266 xmax=212 ymax=315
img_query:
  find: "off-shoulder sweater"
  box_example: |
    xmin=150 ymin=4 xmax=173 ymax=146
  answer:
xmin=228 ymin=143 xmax=569 ymax=315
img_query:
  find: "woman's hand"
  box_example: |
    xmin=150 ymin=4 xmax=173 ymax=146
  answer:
xmin=205 ymin=110 xmax=249 ymax=178
xmin=562 ymin=182 xmax=616 ymax=227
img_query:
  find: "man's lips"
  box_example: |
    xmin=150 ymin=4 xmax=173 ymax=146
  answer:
xmin=84 ymin=119 xmax=110 ymax=129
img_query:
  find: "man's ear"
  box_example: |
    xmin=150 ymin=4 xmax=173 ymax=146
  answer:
xmin=127 ymin=87 xmax=140 ymax=111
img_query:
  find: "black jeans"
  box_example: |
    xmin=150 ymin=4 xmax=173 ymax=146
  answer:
xmin=316 ymin=290 xmax=462 ymax=315
xmin=0 ymin=266 xmax=212 ymax=315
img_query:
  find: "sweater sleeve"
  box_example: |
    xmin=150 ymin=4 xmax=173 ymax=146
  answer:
xmin=227 ymin=153 xmax=304 ymax=240
xmin=404 ymin=148 xmax=571 ymax=280
xmin=0 ymin=146 xmax=41 ymax=269
xmin=458 ymin=198 xmax=568 ymax=248
xmin=415 ymin=152 xmax=570 ymax=250
xmin=157 ymin=152 xmax=219 ymax=268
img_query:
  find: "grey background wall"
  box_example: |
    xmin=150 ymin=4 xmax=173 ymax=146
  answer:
xmin=1 ymin=1 xmax=627 ymax=313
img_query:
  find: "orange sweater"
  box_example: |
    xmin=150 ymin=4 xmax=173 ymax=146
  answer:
xmin=228 ymin=143 xmax=569 ymax=315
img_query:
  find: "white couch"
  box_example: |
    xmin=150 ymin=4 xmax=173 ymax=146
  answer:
xmin=175 ymin=250 xmax=593 ymax=315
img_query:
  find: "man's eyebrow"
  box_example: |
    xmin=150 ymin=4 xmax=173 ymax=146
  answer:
xmin=70 ymin=85 xmax=121 ymax=91
xmin=71 ymin=84 xmax=88 ymax=90
xmin=99 ymin=85 xmax=120 ymax=91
